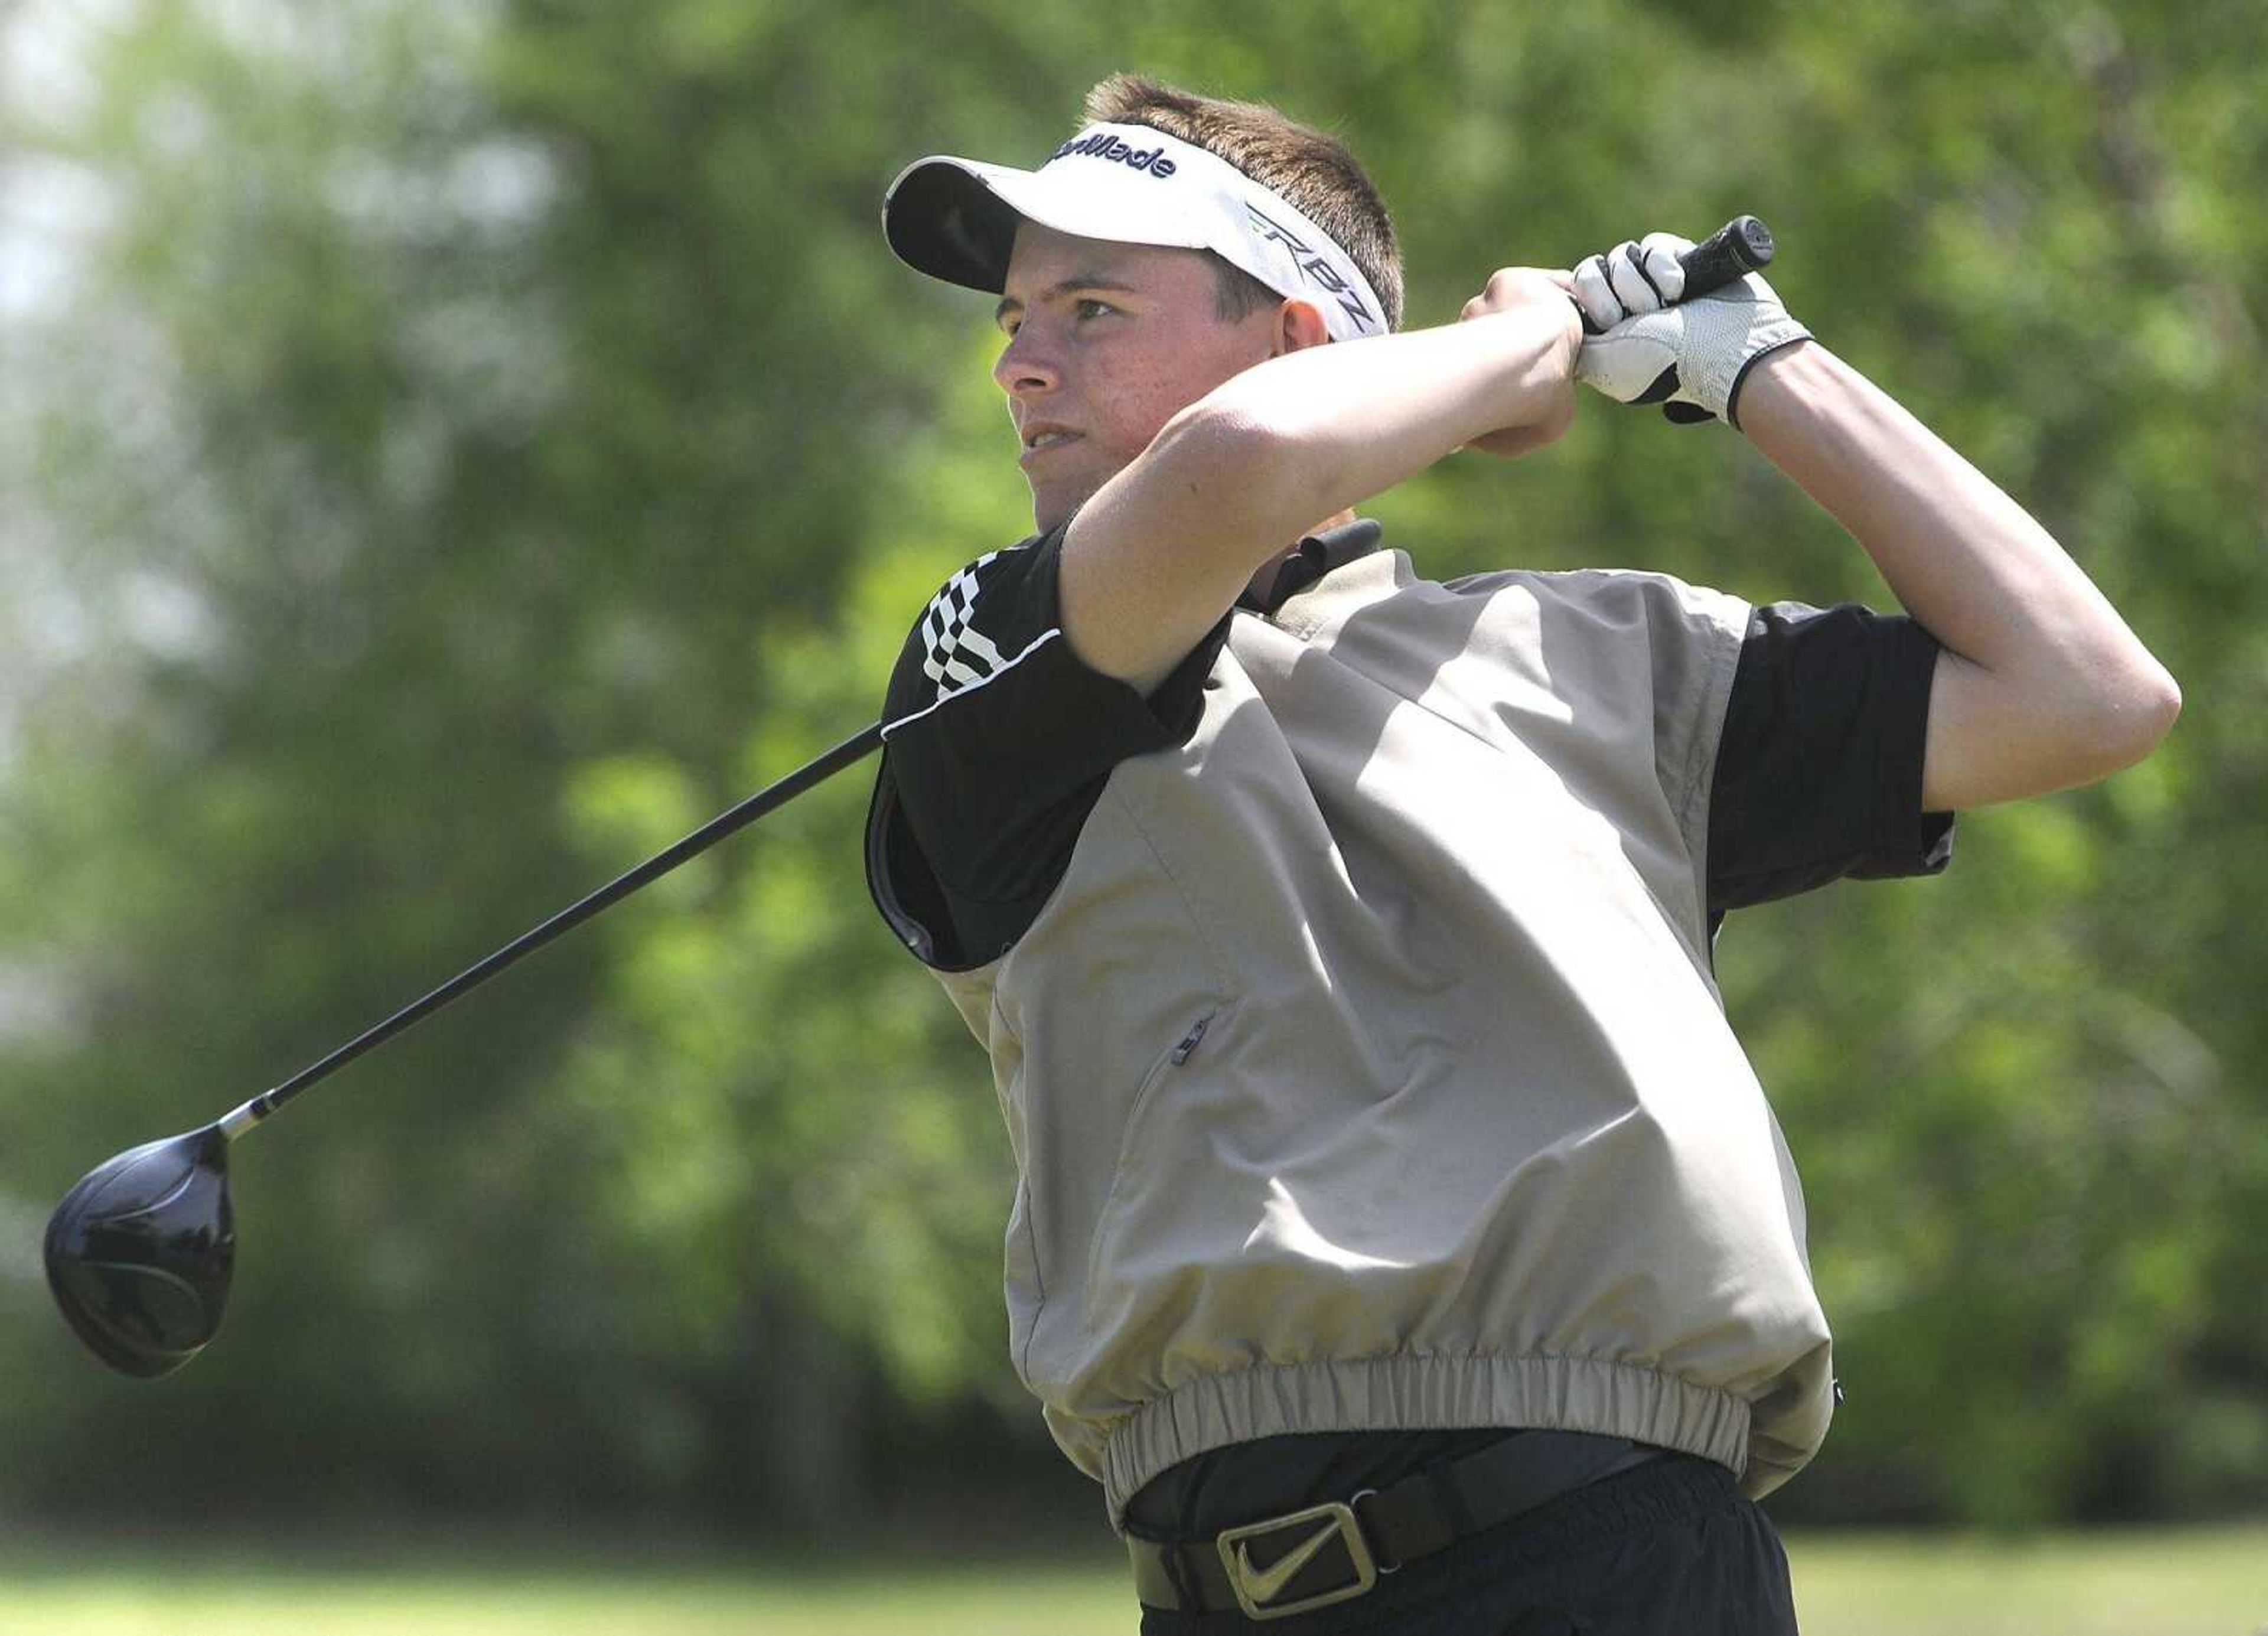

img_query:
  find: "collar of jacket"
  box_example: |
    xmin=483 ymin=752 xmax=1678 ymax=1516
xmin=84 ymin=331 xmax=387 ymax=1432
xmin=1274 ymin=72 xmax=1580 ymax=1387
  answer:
xmin=1237 ymin=517 xmax=1385 ymax=616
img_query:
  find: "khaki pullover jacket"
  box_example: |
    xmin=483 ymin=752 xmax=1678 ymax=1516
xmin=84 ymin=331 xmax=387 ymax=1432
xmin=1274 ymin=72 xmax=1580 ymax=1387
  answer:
xmin=874 ymin=537 xmax=1842 ymax=1533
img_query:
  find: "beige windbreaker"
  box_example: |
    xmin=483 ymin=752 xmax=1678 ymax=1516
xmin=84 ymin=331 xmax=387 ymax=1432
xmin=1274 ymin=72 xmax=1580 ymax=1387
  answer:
xmin=917 ymin=546 xmax=1833 ymax=1531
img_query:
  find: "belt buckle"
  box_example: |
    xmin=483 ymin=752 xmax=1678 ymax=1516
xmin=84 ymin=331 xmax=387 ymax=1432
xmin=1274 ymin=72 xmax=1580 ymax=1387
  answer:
xmin=1215 ymin=1497 xmax=1378 ymax=1622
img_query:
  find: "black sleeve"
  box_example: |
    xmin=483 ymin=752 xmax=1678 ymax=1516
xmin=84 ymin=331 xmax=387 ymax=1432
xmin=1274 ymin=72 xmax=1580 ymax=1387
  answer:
xmin=1706 ymin=601 xmax=1956 ymax=919
xmin=863 ymin=525 xmax=1230 ymax=970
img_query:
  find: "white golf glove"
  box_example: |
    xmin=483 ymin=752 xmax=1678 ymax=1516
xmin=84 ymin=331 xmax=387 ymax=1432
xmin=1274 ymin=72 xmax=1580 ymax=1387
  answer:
xmin=1571 ymin=233 xmax=1810 ymax=428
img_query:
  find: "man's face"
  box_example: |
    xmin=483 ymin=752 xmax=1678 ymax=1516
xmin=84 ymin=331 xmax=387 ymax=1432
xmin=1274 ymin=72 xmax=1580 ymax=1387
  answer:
xmin=993 ymin=219 xmax=1280 ymax=533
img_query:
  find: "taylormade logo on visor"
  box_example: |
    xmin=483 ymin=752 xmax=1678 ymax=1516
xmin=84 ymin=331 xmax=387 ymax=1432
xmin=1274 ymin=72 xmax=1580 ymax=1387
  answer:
xmin=1051 ymin=131 xmax=1178 ymax=177
xmin=1048 ymin=130 xmax=1373 ymax=329
xmin=1054 ymin=126 xmax=1383 ymax=340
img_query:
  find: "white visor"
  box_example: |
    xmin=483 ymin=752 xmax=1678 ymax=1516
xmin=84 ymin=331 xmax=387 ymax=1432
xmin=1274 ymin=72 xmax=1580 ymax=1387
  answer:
xmin=882 ymin=122 xmax=1387 ymax=343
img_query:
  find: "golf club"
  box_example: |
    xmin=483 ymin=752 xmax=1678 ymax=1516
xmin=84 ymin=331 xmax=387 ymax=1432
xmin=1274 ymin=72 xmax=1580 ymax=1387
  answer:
xmin=44 ymin=721 xmax=884 ymax=1379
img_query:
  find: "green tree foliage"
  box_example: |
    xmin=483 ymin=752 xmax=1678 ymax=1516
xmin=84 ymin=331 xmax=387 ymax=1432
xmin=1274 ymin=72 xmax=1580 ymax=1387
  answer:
xmin=1 ymin=0 xmax=2259 ymax=1531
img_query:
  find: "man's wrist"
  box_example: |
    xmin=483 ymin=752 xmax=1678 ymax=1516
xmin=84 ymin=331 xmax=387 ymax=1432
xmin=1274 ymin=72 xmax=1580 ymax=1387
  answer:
xmin=1460 ymin=303 xmax=1581 ymax=457
xmin=1726 ymin=336 xmax=1826 ymax=435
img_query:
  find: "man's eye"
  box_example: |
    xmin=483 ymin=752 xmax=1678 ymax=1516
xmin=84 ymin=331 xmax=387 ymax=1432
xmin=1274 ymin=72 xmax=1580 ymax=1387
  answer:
xmin=1075 ymin=298 xmax=1117 ymax=320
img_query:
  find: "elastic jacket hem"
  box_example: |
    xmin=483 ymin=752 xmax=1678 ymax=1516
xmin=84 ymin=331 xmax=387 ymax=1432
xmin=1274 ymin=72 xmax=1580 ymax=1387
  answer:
xmin=1102 ymin=1353 xmax=1751 ymax=1533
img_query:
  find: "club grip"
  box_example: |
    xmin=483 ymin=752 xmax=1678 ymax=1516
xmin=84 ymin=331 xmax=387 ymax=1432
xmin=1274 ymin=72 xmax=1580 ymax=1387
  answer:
xmin=1677 ymin=214 xmax=1774 ymax=300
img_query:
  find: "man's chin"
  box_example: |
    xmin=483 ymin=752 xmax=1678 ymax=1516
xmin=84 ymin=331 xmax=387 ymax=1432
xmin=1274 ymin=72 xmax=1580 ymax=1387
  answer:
xmin=1029 ymin=472 xmax=1106 ymax=536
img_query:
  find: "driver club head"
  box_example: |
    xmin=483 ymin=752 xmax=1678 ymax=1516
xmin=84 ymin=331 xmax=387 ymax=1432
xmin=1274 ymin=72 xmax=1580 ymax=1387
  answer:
xmin=44 ymin=1124 xmax=235 ymax=1379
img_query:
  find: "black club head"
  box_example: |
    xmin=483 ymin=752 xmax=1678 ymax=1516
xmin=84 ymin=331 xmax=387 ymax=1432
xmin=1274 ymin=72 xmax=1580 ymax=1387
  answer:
xmin=44 ymin=1125 xmax=234 ymax=1379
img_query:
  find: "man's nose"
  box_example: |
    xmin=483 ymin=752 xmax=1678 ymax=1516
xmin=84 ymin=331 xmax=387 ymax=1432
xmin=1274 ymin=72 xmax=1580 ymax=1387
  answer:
xmin=993 ymin=324 xmax=1061 ymax=397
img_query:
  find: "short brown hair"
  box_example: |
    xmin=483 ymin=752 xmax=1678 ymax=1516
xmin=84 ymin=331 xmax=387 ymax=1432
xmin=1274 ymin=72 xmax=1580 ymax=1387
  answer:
xmin=1081 ymin=74 xmax=1405 ymax=333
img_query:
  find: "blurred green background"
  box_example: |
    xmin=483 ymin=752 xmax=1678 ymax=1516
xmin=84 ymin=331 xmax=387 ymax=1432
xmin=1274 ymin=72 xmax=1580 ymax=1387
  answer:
xmin=2 ymin=0 xmax=2263 ymax=1624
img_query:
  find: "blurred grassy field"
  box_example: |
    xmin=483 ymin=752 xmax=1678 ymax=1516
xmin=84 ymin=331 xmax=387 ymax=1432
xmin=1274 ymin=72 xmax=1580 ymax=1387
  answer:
xmin=0 ymin=1528 xmax=2260 ymax=1634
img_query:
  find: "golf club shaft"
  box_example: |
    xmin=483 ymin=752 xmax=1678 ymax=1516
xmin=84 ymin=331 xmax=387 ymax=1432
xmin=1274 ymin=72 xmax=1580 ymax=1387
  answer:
xmin=207 ymin=224 xmax=1776 ymax=1145
xmin=216 ymin=721 xmax=886 ymax=1142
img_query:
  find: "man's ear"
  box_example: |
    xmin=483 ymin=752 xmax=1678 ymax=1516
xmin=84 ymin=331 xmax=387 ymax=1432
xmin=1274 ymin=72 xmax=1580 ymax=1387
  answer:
xmin=1272 ymin=298 xmax=1331 ymax=357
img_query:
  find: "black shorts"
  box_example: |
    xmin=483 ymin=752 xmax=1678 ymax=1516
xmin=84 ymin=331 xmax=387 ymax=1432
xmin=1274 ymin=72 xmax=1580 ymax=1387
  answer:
xmin=1135 ymin=1453 xmax=1799 ymax=1636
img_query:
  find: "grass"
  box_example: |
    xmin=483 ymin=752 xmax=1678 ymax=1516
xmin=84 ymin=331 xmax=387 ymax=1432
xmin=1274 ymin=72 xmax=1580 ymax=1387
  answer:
xmin=0 ymin=1527 xmax=2260 ymax=1634
xmin=1785 ymin=1527 xmax=2266 ymax=1636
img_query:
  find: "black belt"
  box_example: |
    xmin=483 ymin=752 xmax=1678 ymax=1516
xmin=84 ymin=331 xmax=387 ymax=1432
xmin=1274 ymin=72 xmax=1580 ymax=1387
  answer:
xmin=1126 ymin=1429 xmax=1643 ymax=1622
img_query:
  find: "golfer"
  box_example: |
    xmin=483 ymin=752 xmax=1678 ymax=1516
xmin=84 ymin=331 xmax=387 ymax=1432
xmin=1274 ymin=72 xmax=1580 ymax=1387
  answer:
xmin=862 ymin=77 xmax=2178 ymax=1632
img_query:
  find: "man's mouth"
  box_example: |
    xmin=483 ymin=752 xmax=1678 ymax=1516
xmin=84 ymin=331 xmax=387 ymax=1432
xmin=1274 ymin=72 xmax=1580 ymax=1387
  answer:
xmin=1019 ymin=425 xmax=1079 ymax=467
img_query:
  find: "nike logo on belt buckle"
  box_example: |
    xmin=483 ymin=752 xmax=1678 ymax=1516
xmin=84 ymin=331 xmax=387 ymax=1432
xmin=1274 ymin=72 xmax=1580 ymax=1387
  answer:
xmin=1216 ymin=1497 xmax=1380 ymax=1621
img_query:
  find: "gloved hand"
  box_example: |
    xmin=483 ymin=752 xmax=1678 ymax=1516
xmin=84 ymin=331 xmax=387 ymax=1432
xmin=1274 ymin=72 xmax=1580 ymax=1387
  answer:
xmin=1570 ymin=233 xmax=1810 ymax=428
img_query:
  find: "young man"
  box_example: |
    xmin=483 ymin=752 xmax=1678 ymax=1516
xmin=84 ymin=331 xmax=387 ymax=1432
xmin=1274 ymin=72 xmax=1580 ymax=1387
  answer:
xmin=863 ymin=76 xmax=2178 ymax=1633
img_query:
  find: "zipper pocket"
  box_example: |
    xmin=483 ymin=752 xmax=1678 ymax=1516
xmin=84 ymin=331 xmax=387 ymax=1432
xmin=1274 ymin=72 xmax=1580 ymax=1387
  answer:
xmin=1081 ymin=1006 xmax=1225 ymax=1331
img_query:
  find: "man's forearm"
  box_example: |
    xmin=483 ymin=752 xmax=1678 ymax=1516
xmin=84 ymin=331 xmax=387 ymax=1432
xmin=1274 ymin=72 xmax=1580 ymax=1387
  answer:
xmin=1196 ymin=305 xmax=1580 ymax=526
xmin=1738 ymin=340 xmax=2180 ymax=807
xmin=1063 ymin=297 xmax=1577 ymax=694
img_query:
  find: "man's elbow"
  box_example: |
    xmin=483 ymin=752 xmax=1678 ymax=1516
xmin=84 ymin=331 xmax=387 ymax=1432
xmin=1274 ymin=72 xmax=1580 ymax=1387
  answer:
xmin=1928 ymin=651 xmax=2179 ymax=809
xmin=1173 ymin=380 xmax=1357 ymax=534
xmin=2082 ymin=653 xmax=2182 ymax=776
xmin=1145 ymin=398 xmax=1302 ymax=535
